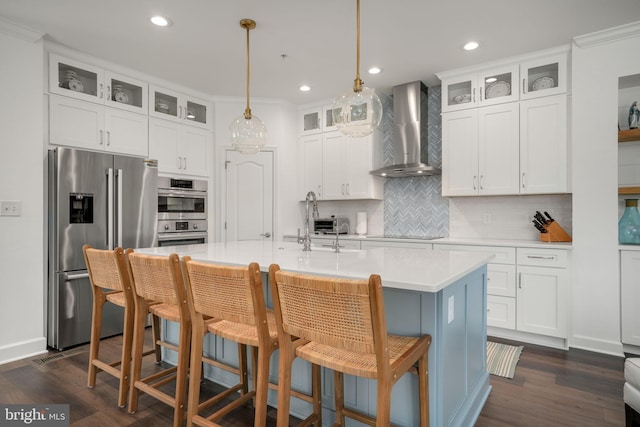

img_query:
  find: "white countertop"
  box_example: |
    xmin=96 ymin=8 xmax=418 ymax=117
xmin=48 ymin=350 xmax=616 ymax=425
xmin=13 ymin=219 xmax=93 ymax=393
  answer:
xmin=288 ymin=234 xmax=573 ymax=249
xmin=137 ymin=241 xmax=494 ymax=293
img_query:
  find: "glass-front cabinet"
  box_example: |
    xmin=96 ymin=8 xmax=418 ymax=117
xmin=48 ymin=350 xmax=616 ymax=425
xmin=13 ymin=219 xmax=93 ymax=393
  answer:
xmin=441 ymin=64 xmax=519 ymax=112
xmin=520 ymin=53 xmax=567 ymax=100
xmin=49 ymin=53 xmax=147 ymax=114
xmin=149 ymin=85 xmax=211 ymax=129
xmin=299 ymin=106 xmax=322 ymax=136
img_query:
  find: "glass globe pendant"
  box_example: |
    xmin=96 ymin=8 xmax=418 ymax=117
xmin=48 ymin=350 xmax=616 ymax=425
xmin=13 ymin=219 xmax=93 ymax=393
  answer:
xmin=230 ymin=19 xmax=267 ymax=154
xmin=332 ymin=0 xmax=382 ymax=138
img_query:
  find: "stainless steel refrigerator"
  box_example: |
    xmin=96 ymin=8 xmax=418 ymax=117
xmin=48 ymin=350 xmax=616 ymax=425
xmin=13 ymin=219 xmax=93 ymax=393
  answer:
xmin=47 ymin=147 xmax=158 ymax=350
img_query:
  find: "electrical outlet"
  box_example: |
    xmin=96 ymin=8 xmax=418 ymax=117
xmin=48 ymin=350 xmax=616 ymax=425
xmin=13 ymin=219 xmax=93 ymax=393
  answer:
xmin=0 ymin=200 xmax=21 ymax=216
xmin=483 ymin=212 xmax=492 ymax=224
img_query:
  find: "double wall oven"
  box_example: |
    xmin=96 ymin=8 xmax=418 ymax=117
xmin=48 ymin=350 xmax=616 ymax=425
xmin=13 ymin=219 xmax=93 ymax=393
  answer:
xmin=157 ymin=177 xmax=208 ymax=246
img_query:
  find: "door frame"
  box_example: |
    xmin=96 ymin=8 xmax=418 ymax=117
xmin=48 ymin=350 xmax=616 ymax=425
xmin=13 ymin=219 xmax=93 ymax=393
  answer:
xmin=219 ymin=147 xmax=277 ymax=243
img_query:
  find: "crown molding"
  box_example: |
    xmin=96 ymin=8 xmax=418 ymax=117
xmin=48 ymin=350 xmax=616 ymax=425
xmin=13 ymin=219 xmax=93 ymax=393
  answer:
xmin=574 ymin=21 xmax=640 ymax=48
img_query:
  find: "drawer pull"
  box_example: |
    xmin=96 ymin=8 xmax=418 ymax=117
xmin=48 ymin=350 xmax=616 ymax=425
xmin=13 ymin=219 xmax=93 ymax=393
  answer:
xmin=526 ymin=255 xmax=556 ymax=260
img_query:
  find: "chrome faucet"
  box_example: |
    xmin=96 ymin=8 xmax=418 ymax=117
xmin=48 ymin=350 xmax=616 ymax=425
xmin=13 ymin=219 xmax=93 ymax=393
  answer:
xmin=300 ymin=191 xmax=319 ymax=251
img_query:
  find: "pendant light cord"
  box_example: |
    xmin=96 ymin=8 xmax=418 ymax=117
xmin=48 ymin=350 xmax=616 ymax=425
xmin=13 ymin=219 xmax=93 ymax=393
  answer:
xmin=240 ymin=19 xmax=256 ymax=119
xmin=353 ymin=0 xmax=363 ymax=93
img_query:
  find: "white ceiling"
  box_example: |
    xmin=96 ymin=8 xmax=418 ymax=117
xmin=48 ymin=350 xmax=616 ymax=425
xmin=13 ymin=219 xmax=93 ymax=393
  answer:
xmin=2 ymin=0 xmax=640 ymax=105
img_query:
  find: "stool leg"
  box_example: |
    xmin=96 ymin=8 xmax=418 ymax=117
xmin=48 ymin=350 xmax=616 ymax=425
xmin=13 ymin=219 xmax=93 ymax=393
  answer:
xmin=87 ymin=291 xmax=106 ymax=388
xmin=276 ymin=344 xmax=294 ymax=427
xmin=128 ymin=298 xmax=148 ymax=414
xmin=151 ymin=313 xmax=162 ymax=363
xmin=172 ymin=318 xmax=191 ymax=427
xmin=253 ymin=346 xmax=269 ymax=427
xmin=376 ymin=378 xmax=392 ymax=427
xmin=311 ymin=363 xmax=322 ymax=427
xmin=117 ymin=300 xmax=135 ymax=408
xmin=418 ymin=353 xmax=430 ymax=427
xmin=186 ymin=318 xmax=205 ymax=427
xmin=334 ymin=370 xmax=345 ymax=426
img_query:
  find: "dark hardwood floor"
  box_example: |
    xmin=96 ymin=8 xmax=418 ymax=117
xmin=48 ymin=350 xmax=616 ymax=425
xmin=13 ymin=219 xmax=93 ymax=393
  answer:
xmin=0 ymin=332 xmax=629 ymax=426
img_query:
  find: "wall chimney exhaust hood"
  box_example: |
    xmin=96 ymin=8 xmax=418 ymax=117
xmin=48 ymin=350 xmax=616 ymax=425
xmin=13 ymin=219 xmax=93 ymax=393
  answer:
xmin=369 ymin=81 xmax=440 ymax=178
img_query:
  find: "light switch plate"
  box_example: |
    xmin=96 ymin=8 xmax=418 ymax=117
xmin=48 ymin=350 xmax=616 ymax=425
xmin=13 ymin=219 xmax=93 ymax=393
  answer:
xmin=1 ymin=200 xmax=21 ymax=216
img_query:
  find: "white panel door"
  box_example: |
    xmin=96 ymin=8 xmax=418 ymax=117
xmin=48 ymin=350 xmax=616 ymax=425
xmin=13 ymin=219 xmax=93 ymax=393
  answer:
xmin=516 ymin=265 xmax=567 ymax=337
xmin=225 ymin=150 xmax=274 ymax=242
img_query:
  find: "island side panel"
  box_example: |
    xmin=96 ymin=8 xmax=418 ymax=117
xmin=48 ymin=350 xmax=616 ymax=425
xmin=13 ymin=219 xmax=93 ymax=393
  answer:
xmin=437 ymin=264 xmax=491 ymax=427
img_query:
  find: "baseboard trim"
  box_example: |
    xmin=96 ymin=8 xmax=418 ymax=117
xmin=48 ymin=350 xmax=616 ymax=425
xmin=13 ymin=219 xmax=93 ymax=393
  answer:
xmin=0 ymin=337 xmax=47 ymax=365
xmin=571 ymin=334 xmax=625 ymax=357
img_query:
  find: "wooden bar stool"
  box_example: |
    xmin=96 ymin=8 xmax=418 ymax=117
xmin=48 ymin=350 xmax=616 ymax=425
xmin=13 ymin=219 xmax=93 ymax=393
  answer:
xmin=126 ymin=251 xmax=191 ymax=427
xmin=82 ymin=245 xmax=161 ymax=408
xmin=269 ymin=264 xmax=432 ymax=427
xmin=182 ymin=257 xmax=320 ymax=427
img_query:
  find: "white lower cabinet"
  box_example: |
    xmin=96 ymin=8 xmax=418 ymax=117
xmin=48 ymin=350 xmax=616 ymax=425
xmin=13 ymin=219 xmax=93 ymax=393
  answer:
xmin=515 ymin=248 xmax=568 ymax=338
xmin=620 ymin=250 xmax=640 ymax=346
xmin=49 ymin=94 xmax=148 ymax=157
xmin=434 ymin=243 xmax=569 ymax=340
xmin=487 ymin=295 xmax=516 ymax=330
xmin=149 ymin=118 xmax=210 ymax=177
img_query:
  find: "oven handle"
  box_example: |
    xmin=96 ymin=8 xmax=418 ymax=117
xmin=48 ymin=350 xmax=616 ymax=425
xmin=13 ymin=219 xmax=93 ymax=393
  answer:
xmin=158 ymin=189 xmax=208 ymax=198
xmin=158 ymin=231 xmax=209 ymax=241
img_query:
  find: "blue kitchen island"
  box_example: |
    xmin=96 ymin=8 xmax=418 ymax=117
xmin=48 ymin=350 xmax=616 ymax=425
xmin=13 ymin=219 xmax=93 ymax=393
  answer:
xmin=138 ymin=241 xmax=493 ymax=426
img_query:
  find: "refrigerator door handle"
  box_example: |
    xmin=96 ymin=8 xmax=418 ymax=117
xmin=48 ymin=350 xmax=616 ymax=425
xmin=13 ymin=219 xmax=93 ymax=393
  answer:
xmin=64 ymin=272 xmax=90 ymax=281
xmin=107 ymin=168 xmax=114 ymax=249
xmin=117 ymin=168 xmax=123 ymax=248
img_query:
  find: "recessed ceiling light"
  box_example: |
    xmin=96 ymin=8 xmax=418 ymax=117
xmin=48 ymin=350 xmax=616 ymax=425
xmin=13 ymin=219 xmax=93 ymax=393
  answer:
xmin=150 ymin=15 xmax=170 ymax=27
xmin=299 ymin=85 xmax=311 ymax=92
xmin=464 ymin=41 xmax=479 ymax=51
xmin=368 ymin=67 xmax=381 ymax=75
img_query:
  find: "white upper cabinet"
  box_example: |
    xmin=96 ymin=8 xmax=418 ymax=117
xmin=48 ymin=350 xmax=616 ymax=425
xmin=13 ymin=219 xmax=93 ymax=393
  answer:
xmin=440 ymin=46 xmax=570 ymax=196
xmin=49 ymin=95 xmax=148 ymax=157
xmin=520 ymin=95 xmax=568 ymax=194
xmin=519 ymin=52 xmax=568 ymax=100
xmin=299 ymin=106 xmax=322 ymax=136
xmin=149 ymin=85 xmax=212 ymax=130
xmin=149 ymin=118 xmax=210 ymax=177
xmin=299 ymin=133 xmax=324 ymax=198
xmin=441 ymin=64 xmax=519 ymax=112
xmin=49 ymin=53 xmax=147 ymax=115
xmin=442 ymin=103 xmax=520 ymax=196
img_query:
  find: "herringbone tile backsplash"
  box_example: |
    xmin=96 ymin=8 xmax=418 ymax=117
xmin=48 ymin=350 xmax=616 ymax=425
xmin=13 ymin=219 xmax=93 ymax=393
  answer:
xmin=383 ymin=85 xmax=449 ymax=238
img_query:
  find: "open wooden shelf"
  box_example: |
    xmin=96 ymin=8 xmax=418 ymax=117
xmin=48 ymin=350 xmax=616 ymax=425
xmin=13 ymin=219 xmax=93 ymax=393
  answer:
xmin=619 ymin=128 xmax=640 ymax=143
xmin=619 ymin=187 xmax=640 ymax=195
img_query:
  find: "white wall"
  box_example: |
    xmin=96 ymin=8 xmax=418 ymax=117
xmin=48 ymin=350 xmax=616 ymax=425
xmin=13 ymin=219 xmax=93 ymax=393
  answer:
xmin=0 ymin=19 xmax=46 ymax=363
xmin=571 ymin=22 xmax=640 ymax=355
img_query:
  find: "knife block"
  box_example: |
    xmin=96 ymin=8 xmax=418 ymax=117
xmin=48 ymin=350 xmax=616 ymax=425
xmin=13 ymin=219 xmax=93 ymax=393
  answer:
xmin=540 ymin=221 xmax=572 ymax=242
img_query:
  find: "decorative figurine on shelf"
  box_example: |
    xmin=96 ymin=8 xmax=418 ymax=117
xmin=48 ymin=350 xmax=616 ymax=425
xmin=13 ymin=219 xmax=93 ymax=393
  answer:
xmin=629 ymin=101 xmax=639 ymax=129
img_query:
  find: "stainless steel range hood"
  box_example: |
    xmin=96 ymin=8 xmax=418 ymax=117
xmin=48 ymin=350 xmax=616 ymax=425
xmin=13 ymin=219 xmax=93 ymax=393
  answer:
xmin=370 ymin=81 xmax=440 ymax=177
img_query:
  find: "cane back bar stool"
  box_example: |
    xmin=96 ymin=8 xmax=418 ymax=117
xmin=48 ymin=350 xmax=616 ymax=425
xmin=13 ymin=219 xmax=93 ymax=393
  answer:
xmin=269 ymin=264 xmax=432 ymax=427
xmin=182 ymin=257 xmax=320 ymax=427
xmin=126 ymin=251 xmax=192 ymax=427
xmin=82 ymin=245 xmax=161 ymax=408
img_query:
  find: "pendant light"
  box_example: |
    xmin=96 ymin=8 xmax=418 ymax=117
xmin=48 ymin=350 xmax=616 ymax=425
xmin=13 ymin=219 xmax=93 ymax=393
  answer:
xmin=230 ymin=19 xmax=267 ymax=154
xmin=332 ymin=0 xmax=382 ymax=138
